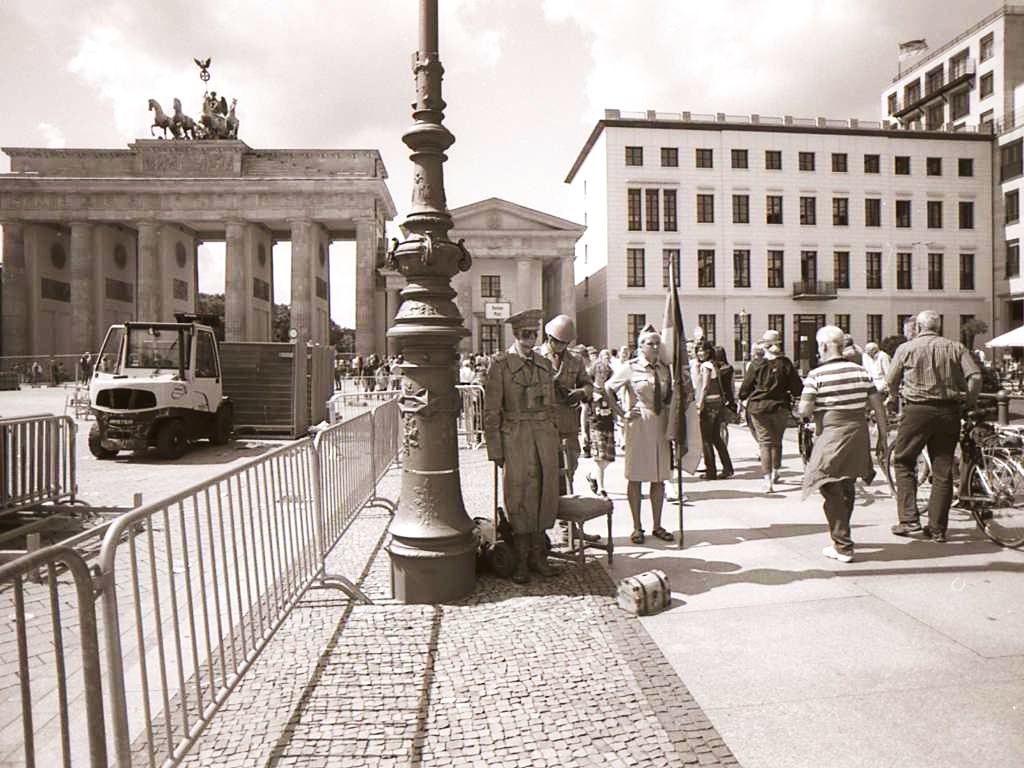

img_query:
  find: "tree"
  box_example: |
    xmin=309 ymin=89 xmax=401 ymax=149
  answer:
xmin=272 ymin=304 xmax=291 ymax=341
xmin=196 ymin=293 xmax=226 ymax=339
xmin=880 ymin=335 xmax=906 ymax=358
xmin=960 ymin=317 xmax=989 ymax=349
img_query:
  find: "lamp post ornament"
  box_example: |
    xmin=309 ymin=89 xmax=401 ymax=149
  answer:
xmin=384 ymin=0 xmax=477 ymax=603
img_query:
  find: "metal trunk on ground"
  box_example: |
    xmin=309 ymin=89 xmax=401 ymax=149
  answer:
xmin=385 ymin=0 xmax=477 ymax=603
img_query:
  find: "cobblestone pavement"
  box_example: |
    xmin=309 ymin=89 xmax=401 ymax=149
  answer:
xmin=180 ymin=449 xmax=739 ymax=768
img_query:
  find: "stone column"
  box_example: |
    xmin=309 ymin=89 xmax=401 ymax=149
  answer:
xmin=136 ymin=221 xmax=161 ymax=320
xmin=560 ymin=253 xmax=576 ymax=323
xmin=289 ymin=220 xmax=315 ymax=342
xmin=70 ymin=222 xmax=96 ymax=355
xmin=224 ymin=221 xmax=248 ymax=341
xmin=355 ymin=219 xmax=377 ymax=355
xmin=1 ymin=223 xmax=28 ymax=357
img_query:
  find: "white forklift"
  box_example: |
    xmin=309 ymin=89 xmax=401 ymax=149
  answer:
xmin=88 ymin=314 xmax=233 ymax=459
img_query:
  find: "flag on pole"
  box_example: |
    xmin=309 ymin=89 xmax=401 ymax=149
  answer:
xmin=898 ymin=39 xmax=928 ymax=61
xmin=661 ymin=259 xmax=700 ymax=474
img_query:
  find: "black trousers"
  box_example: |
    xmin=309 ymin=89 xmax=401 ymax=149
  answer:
xmin=893 ymin=403 xmax=960 ymax=532
xmin=821 ymin=479 xmax=855 ymax=555
xmin=699 ymin=401 xmax=733 ymax=477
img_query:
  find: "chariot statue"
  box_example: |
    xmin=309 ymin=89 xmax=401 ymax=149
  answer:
xmin=145 ymin=57 xmax=240 ymax=141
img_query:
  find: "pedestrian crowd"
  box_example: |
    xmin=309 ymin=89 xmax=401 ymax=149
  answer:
xmin=475 ymin=306 xmax=994 ymax=577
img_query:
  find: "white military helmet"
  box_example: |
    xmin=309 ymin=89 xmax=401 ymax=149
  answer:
xmin=544 ymin=314 xmax=576 ymax=343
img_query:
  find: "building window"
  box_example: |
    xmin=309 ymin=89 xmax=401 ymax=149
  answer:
xmin=697 ymin=193 xmax=715 ymax=223
xmin=1001 ymin=139 xmax=1023 ymax=181
xmin=832 ymin=153 xmax=848 ymax=173
xmin=928 ymin=253 xmax=944 ymax=290
xmin=768 ymin=314 xmax=786 ymax=346
xmin=1007 ymin=190 xmax=1020 ymax=224
xmin=627 ymin=314 xmax=646 ymax=346
xmin=834 ymin=314 xmax=851 ymax=334
xmin=733 ymin=249 xmax=751 ymax=288
xmin=904 ymin=79 xmax=920 ymax=105
xmin=1007 ymin=240 xmax=1020 ymax=279
xmin=662 ymin=248 xmax=681 ymax=288
xmin=832 ymin=197 xmax=849 ymax=226
xmin=960 ymin=253 xmax=975 ymax=290
xmin=866 ymin=251 xmax=882 ymax=289
xmin=895 ymin=156 xmax=911 ymax=175
xmin=767 ymin=250 xmax=784 ymax=288
xmin=697 ymin=249 xmax=715 ymax=288
xmin=887 ymin=93 xmax=898 ymax=115
xmin=698 ymin=315 xmax=717 ymax=345
xmin=865 ymin=198 xmax=881 ymax=227
xmin=926 ymin=66 xmax=944 ymax=95
xmin=926 ymin=103 xmax=944 ymax=130
xmin=627 ymin=188 xmax=642 ymax=231
xmin=926 ymin=157 xmax=942 ymax=176
xmin=800 ymin=196 xmax=816 ymax=225
xmin=864 ymin=154 xmax=880 ymax=173
xmin=959 ymin=314 xmax=975 ymax=344
xmin=481 ymin=275 xmax=501 ymax=297
xmin=626 ymin=248 xmax=645 ymax=287
xmin=766 ymin=195 xmax=783 ymax=224
xmin=834 ymin=251 xmax=850 ymax=289
xmin=799 ymin=151 xmax=815 ymax=171
xmin=950 ymin=91 xmax=969 ymax=120
xmin=625 ymin=146 xmax=643 ymax=166
xmin=646 ymin=189 xmax=660 ymax=230
xmin=959 ymin=158 xmax=974 ymax=177
xmin=479 ymin=324 xmax=500 ymax=356
xmin=867 ymin=314 xmax=883 ymax=343
xmin=897 ymin=314 xmax=913 ymax=336
xmin=897 ymin=252 xmax=913 ymax=289
xmin=734 ymin=313 xmax=751 ymax=362
xmin=732 ymin=194 xmax=750 ymax=224
xmin=765 ymin=150 xmax=782 ymax=170
xmin=896 ymin=199 xmax=912 ymax=228
xmin=950 ymin=49 xmax=969 ymax=77
xmin=981 ymin=32 xmax=994 ymax=62
xmin=958 ymin=201 xmax=974 ymax=229
xmin=731 ymin=149 xmax=748 ymax=169
xmin=981 ymin=110 xmax=994 ymax=129
xmin=980 ymin=71 xmax=994 ymax=99
xmin=663 ymin=189 xmax=678 ymax=231
xmin=661 ymin=147 xmax=678 ymax=167
xmin=696 ymin=148 xmax=714 ymax=168
xmin=927 ymin=200 xmax=943 ymax=229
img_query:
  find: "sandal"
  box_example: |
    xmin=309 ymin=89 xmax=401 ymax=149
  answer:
xmin=652 ymin=527 xmax=674 ymax=542
xmin=586 ymin=473 xmax=598 ymax=494
xmin=630 ymin=530 xmax=645 ymax=544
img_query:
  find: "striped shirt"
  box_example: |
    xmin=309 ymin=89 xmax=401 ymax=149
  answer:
xmin=884 ymin=331 xmax=979 ymax=403
xmin=800 ymin=358 xmax=874 ymax=413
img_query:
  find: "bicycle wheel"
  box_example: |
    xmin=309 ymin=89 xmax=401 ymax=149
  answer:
xmin=884 ymin=443 xmax=931 ymax=499
xmin=967 ymin=457 xmax=1024 ymax=548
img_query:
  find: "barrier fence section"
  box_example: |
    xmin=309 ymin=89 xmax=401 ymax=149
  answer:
xmin=326 ymin=388 xmax=401 ymax=425
xmin=456 ymin=384 xmax=484 ymax=449
xmin=0 ymin=414 xmax=77 ymax=513
xmin=0 ymin=397 xmax=401 ymax=768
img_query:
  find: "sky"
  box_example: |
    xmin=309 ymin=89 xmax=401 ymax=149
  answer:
xmin=0 ymin=0 xmax=998 ymax=327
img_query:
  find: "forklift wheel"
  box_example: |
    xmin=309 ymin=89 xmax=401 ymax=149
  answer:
xmin=489 ymin=541 xmax=515 ymax=579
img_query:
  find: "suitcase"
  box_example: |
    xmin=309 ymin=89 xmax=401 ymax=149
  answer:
xmin=617 ymin=569 xmax=671 ymax=615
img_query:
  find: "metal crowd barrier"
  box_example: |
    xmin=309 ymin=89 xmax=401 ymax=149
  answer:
xmin=456 ymin=384 xmax=484 ymax=448
xmin=326 ymin=388 xmax=401 ymax=425
xmin=0 ymin=414 xmax=77 ymax=513
xmin=0 ymin=397 xmax=402 ymax=768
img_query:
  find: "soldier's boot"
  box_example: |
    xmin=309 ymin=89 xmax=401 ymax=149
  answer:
xmin=529 ymin=532 xmax=557 ymax=577
xmin=512 ymin=534 xmax=531 ymax=584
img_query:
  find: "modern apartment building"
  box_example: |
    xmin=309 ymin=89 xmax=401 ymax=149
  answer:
xmin=566 ymin=111 xmax=993 ymax=372
xmin=882 ymin=4 xmax=1024 ymax=337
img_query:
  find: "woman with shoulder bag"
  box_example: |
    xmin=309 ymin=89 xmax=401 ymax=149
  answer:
xmin=696 ymin=342 xmax=734 ymax=479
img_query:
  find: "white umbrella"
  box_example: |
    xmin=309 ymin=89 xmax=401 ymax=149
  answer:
xmin=986 ymin=325 xmax=1024 ymax=347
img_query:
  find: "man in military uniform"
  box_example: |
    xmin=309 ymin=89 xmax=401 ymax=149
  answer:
xmin=536 ymin=314 xmax=593 ymax=493
xmin=483 ymin=309 xmax=561 ymax=584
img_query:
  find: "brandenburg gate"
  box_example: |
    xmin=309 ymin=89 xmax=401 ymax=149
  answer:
xmin=0 ymin=139 xmax=395 ymax=357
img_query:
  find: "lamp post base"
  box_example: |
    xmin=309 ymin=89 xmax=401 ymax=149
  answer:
xmin=388 ymin=534 xmax=477 ymax=604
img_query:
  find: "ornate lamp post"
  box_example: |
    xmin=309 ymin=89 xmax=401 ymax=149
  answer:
xmin=739 ymin=307 xmax=748 ymax=372
xmin=384 ymin=0 xmax=477 ymax=603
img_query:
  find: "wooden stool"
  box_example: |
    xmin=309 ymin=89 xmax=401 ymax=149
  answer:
xmin=551 ymin=494 xmax=614 ymax=565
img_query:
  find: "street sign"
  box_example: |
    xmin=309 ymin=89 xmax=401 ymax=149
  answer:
xmin=485 ymin=302 xmax=511 ymax=320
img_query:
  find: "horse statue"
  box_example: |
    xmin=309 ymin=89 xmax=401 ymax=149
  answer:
xmin=147 ymin=99 xmax=179 ymax=139
xmin=226 ymin=98 xmax=239 ymax=139
xmin=171 ymin=97 xmax=197 ymax=140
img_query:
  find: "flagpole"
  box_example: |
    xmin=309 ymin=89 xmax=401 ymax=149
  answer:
xmin=672 ymin=259 xmax=685 ymax=549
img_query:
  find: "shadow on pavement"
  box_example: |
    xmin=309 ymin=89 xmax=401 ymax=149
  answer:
xmin=105 ymin=440 xmax=277 ymax=465
xmin=455 ymin=563 xmax=615 ymax=605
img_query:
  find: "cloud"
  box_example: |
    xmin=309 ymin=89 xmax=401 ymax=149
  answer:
xmin=37 ymin=122 xmax=66 ymax=148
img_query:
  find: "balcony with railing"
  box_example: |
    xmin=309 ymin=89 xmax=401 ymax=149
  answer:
xmin=792 ymin=280 xmax=837 ymax=300
xmin=892 ymin=59 xmax=976 ymax=119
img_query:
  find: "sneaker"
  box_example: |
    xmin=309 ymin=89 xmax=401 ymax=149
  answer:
xmin=891 ymin=522 xmax=924 ymax=537
xmin=719 ymin=469 xmax=735 ymax=479
xmin=773 ymin=470 xmax=783 ymax=483
xmin=764 ymin=479 xmax=775 ymax=493
xmin=923 ymin=525 xmax=947 ymax=543
xmin=823 ymin=545 xmax=854 ymax=563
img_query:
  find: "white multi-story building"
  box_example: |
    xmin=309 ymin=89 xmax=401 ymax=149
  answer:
xmin=881 ymin=4 xmax=1024 ymax=337
xmin=566 ymin=111 xmax=993 ymax=372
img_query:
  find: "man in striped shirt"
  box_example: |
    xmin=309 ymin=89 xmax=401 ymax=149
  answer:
xmin=799 ymin=326 xmax=888 ymax=563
